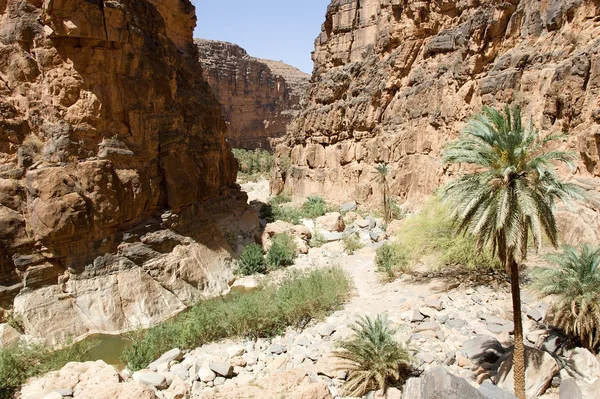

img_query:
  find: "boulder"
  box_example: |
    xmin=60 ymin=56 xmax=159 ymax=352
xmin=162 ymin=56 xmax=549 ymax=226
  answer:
xmin=461 ymin=335 xmax=505 ymax=365
xmin=261 ymin=220 xmax=311 ymax=253
xmin=0 ymin=323 xmax=21 ymax=347
xmin=401 ymin=366 xmax=487 ymax=399
xmin=209 ymin=361 xmax=233 ymax=378
xmin=148 ymin=348 xmax=183 ymax=370
xmin=317 ymin=323 xmax=336 ymax=337
xmin=478 ymin=381 xmax=517 ymax=399
xmin=565 ymin=347 xmax=600 ymax=384
xmin=494 ymin=346 xmax=559 ymax=398
xmin=132 ymin=371 xmax=168 ymax=390
xmin=315 ymin=212 xmax=345 ymax=232
xmin=290 ymin=381 xmax=333 ymax=399
xmin=559 ymin=377 xmax=582 ymax=399
xmin=198 ymin=366 xmax=217 ymax=382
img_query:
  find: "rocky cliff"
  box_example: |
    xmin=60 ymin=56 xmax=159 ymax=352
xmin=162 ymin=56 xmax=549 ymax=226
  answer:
xmin=196 ymin=39 xmax=310 ymax=151
xmin=273 ymin=0 xmax=600 ymax=242
xmin=0 ymin=0 xmax=258 ymax=343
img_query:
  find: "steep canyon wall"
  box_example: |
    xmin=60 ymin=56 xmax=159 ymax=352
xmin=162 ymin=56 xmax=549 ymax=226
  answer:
xmin=274 ymin=0 xmax=600 ymax=243
xmin=0 ymin=0 xmax=258 ymax=343
xmin=196 ymin=39 xmax=310 ymax=151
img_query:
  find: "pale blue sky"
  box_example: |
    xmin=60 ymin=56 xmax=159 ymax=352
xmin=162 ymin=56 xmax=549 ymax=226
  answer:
xmin=191 ymin=0 xmax=331 ymax=74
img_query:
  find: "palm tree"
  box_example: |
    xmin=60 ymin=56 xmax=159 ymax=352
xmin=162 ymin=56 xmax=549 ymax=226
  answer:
xmin=531 ymin=244 xmax=600 ymax=352
xmin=333 ymin=314 xmax=413 ymax=397
xmin=375 ymin=163 xmax=392 ymax=224
xmin=441 ymin=105 xmax=582 ymax=399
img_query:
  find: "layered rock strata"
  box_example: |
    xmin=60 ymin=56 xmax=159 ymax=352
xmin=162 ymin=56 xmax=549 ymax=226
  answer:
xmin=196 ymin=39 xmax=310 ymax=151
xmin=274 ymin=0 xmax=600 ymax=242
xmin=0 ymin=0 xmax=258 ymax=343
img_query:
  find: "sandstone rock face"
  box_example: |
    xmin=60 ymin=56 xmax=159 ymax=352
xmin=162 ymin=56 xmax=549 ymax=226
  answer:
xmin=196 ymin=39 xmax=310 ymax=150
xmin=274 ymin=0 xmax=600 ymax=239
xmin=0 ymin=0 xmax=258 ymax=342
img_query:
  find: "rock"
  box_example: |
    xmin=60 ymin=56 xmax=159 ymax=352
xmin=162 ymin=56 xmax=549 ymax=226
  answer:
xmin=478 ymin=381 xmax=517 ymax=399
xmin=55 ymin=388 xmax=73 ymax=397
xmin=566 ymin=347 xmax=600 ymax=383
xmin=401 ymin=366 xmax=487 ymax=399
xmin=559 ymin=377 xmax=582 ymax=399
xmin=414 ymin=321 xmax=440 ymax=333
xmin=462 ymin=335 xmax=505 ymax=365
xmin=289 ymin=381 xmax=333 ymax=399
xmin=418 ymin=307 xmax=437 ymax=318
xmin=317 ymin=323 xmax=336 ymax=337
xmin=269 ymin=344 xmax=287 ymax=355
xmin=0 ymin=0 xmax=257 ymax=343
xmin=149 ymin=348 xmax=183 ymax=370
xmin=485 ymin=322 xmax=514 ymax=334
xmin=226 ymin=345 xmax=246 ymax=358
xmin=425 ymin=298 xmax=444 ymax=311
xmin=356 ymin=217 xmax=370 ymax=229
xmin=495 ymin=346 xmax=559 ymax=398
xmin=316 ymin=212 xmax=345 ymax=232
xmin=341 ymin=202 xmax=357 ymax=212
xmin=209 ymin=362 xmax=233 ymax=378
xmin=42 ymin=393 xmax=63 ymax=399
xmin=369 ymin=228 xmax=385 ymax=242
xmin=416 ymin=352 xmax=435 ymax=364
xmin=196 ymin=39 xmax=309 ymax=150
xmin=410 ymin=310 xmax=426 ymax=322
xmin=262 ymin=220 xmax=311 ymax=252
xmin=526 ymin=308 xmax=543 ymax=322
xmin=213 ymin=376 xmax=226 ymax=386
xmin=272 ymin=0 xmax=600 ymax=251
xmin=0 ymin=323 xmax=21 ymax=347
xmin=133 ymin=371 xmax=168 ymax=390
xmin=446 ymin=319 xmax=468 ymax=329
xmin=198 ymin=367 xmax=217 ymax=382
xmin=296 ymin=337 xmax=312 ymax=347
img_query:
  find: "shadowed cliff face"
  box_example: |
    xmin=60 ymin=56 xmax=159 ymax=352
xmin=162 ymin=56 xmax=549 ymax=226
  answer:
xmin=196 ymin=39 xmax=310 ymax=151
xmin=274 ymin=0 xmax=600 ymax=244
xmin=0 ymin=0 xmax=258 ymax=342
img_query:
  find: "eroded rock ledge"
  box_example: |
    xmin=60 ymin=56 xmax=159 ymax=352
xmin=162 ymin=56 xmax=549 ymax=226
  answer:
xmin=0 ymin=0 xmax=258 ymax=342
xmin=196 ymin=39 xmax=310 ymax=151
xmin=273 ymin=0 xmax=600 ymax=242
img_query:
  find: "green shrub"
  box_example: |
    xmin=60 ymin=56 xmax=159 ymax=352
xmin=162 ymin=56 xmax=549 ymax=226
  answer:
xmin=375 ymin=242 xmax=410 ymax=280
xmin=333 ymin=314 xmax=413 ymax=397
xmin=236 ymin=243 xmax=266 ymax=275
xmin=343 ymin=233 xmax=363 ymax=255
xmin=301 ymin=196 xmax=328 ymax=219
xmin=268 ymin=192 xmax=292 ymax=206
xmin=0 ymin=340 xmax=93 ymax=398
xmin=310 ymin=229 xmax=326 ymax=248
xmin=267 ymin=233 xmax=298 ymax=269
xmin=232 ymin=148 xmax=275 ymax=181
xmin=531 ymin=244 xmax=600 ymax=352
xmin=398 ymin=197 xmax=500 ymax=270
xmin=271 ymin=205 xmax=303 ymax=225
xmin=122 ymin=267 xmax=352 ymax=370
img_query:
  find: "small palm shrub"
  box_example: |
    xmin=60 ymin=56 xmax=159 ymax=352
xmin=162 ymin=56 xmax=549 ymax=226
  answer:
xmin=375 ymin=243 xmax=410 ymax=280
xmin=333 ymin=314 xmax=413 ymax=397
xmin=343 ymin=233 xmax=363 ymax=255
xmin=531 ymin=244 xmax=600 ymax=352
xmin=237 ymin=243 xmax=266 ymax=275
xmin=267 ymin=233 xmax=297 ymax=269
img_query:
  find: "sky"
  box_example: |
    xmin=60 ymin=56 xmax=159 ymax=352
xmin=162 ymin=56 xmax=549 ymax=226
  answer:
xmin=191 ymin=0 xmax=331 ymax=74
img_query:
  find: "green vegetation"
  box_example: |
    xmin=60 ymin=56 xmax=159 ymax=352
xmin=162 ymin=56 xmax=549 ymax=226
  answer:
xmin=309 ymin=229 xmax=326 ymax=248
xmin=375 ymin=242 xmax=410 ymax=280
xmin=264 ymin=195 xmax=330 ymax=225
xmin=236 ymin=243 xmax=267 ymax=275
xmin=441 ymin=105 xmax=583 ymax=399
xmin=267 ymin=233 xmax=298 ymax=269
xmin=531 ymin=244 xmax=600 ymax=352
xmin=268 ymin=192 xmax=292 ymax=206
xmin=343 ymin=233 xmax=363 ymax=255
xmin=333 ymin=314 xmax=413 ymax=397
xmin=397 ymin=197 xmax=500 ymax=270
xmin=122 ymin=267 xmax=352 ymax=371
xmin=0 ymin=340 xmax=93 ymax=398
xmin=232 ymin=148 xmax=275 ymax=182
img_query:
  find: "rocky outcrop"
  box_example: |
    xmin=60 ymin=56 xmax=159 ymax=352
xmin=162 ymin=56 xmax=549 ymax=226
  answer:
xmin=0 ymin=0 xmax=258 ymax=343
xmin=196 ymin=39 xmax=310 ymax=150
xmin=273 ymin=0 xmax=600 ymax=240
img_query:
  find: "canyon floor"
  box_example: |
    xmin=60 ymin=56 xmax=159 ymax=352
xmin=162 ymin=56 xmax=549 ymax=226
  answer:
xmin=19 ymin=179 xmax=599 ymax=399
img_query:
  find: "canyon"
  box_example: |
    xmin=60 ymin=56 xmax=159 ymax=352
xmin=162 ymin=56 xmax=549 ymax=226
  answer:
xmin=0 ymin=0 xmax=258 ymax=343
xmin=196 ymin=39 xmax=310 ymax=151
xmin=272 ymin=0 xmax=600 ymax=244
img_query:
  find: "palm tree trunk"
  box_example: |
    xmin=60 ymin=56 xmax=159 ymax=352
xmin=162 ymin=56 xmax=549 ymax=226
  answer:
xmin=510 ymin=257 xmax=526 ymax=399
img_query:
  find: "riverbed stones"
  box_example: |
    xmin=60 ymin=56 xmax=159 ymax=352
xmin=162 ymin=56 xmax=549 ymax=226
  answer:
xmin=461 ymin=335 xmax=504 ymax=365
xmin=209 ymin=362 xmax=232 ymax=378
xmin=316 ymin=212 xmax=345 ymax=232
xmin=198 ymin=366 xmax=217 ymax=382
xmin=560 ymin=377 xmax=582 ymax=399
xmin=317 ymin=323 xmax=336 ymax=337
xmin=149 ymin=348 xmax=183 ymax=371
xmin=566 ymin=347 xmax=600 ymax=383
xmin=269 ymin=344 xmax=287 ymax=354
xmin=0 ymin=323 xmax=21 ymax=347
xmin=402 ymin=366 xmax=487 ymax=399
xmin=226 ymin=344 xmax=246 ymax=358
xmin=133 ymin=371 xmax=168 ymax=390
